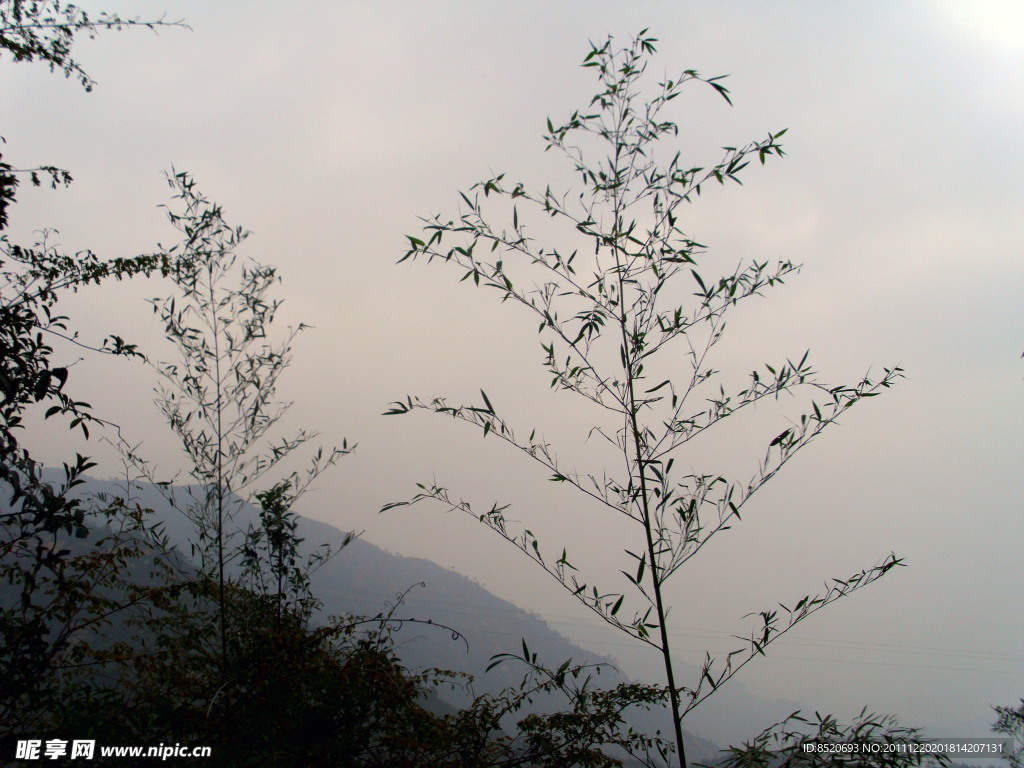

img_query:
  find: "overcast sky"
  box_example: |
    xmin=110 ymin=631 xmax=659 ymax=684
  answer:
xmin=3 ymin=0 xmax=1022 ymax=746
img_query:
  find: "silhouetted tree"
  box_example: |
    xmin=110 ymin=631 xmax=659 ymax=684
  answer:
xmin=390 ymin=30 xmax=903 ymax=768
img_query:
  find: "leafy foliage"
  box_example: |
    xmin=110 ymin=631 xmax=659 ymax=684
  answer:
xmin=389 ymin=30 xmax=904 ymax=767
xmin=0 ymin=0 xmax=185 ymax=92
xmin=0 ymin=3 xmax=193 ymax=734
xmin=125 ymin=171 xmax=350 ymax=672
xmin=0 ymin=186 xmax=191 ymax=735
xmin=710 ymin=709 xmax=950 ymax=768
xmin=0 ymin=498 xmax=184 ymax=737
xmin=62 ymin=568 xmax=668 ymax=767
xmin=992 ymin=699 xmax=1024 ymax=768
xmin=91 ymin=172 xmax=663 ymax=767
xmin=0 ymin=0 xmax=184 ymax=227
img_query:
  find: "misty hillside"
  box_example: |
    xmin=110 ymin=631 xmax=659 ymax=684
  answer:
xmin=47 ymin=475 xmax=722 ymax=763
xmin=116 ymin=480 xmax=806 ymax=747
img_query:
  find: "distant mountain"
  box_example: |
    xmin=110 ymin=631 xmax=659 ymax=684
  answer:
xmin=50 ymin=475 xmax=722 ymax=761
xmin=24 ymin=473 xmax=828 ymax=760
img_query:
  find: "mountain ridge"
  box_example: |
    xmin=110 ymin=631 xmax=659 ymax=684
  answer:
xmin=68 ymin=475 xmax=731 ymax=760
xmin=40 ymin=472 xmax=832 ymax=756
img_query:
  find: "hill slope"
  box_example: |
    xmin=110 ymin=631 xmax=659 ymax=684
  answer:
xmin=75 ymin=477 xmax=731 ymax=759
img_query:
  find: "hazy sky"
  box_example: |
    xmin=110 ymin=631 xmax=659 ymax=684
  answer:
xmin=3 ymin=0 xmax=1022 ymax=745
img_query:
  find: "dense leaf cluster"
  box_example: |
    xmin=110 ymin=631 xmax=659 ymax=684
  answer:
xmin=0 ymin=15 xmax=193 ymax=724
xmin=0 ymin=0 xmax=185 ymax=91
